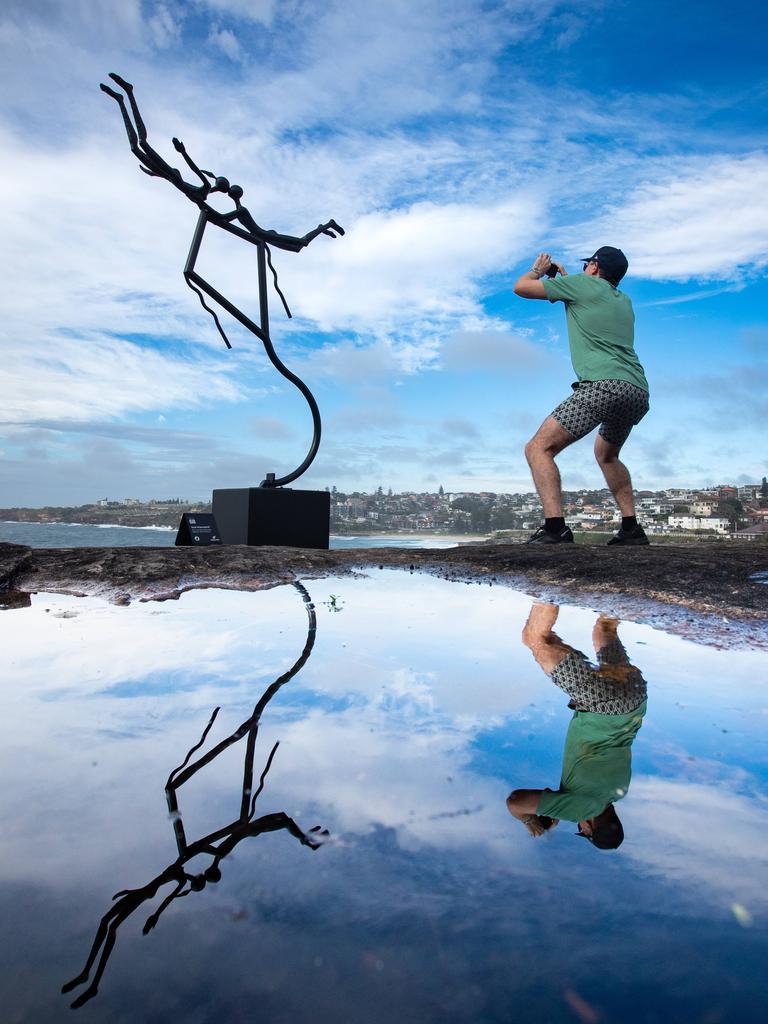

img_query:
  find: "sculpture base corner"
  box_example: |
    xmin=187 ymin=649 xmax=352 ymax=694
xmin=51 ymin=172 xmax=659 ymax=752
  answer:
xmin=211 ymin=487 xmax=330 ymax=549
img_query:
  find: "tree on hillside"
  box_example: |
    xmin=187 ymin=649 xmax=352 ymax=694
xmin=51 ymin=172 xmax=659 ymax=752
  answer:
xmin=718 ymin=498 xmax=743 ymax=528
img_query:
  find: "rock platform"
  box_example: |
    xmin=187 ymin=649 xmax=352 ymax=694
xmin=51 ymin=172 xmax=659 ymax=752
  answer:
xmin=2 ymin=541 xmax=767 ymax=648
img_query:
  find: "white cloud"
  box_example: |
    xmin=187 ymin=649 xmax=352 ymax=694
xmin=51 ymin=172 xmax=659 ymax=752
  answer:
xmin=276 ymin=197 xmax=546 ymax=335
xmin=248 ymin=414 xmax=297 ymax=440
xmin=1 ymin=0 xmax=146 ymax=48
xmin=571 ymin=153 xmax=768 ymax=281
xmin=208 ymin=24 xmax=244 ymax=62
xmin=2 ymin=333 xmax=243 ymax=423
xmin=196 ymin=0 xmax=276 ymax=25
xmin=442 ymin=328 xmax=552 ymax=373
xmin=1 ymin=0 xmax=765 ymax=499
xmin=147 ymin=3 xmax=183 ymax=48
xmin=248 ymin=0 xmax=562 ymax=131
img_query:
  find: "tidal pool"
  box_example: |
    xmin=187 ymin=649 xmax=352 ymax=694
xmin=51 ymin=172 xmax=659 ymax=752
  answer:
xmin=1 ymin=570 xmax=766 ymax=1023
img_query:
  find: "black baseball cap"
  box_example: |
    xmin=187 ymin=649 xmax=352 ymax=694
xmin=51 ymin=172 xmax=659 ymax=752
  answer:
xmin=581 ymin=245 xmax=629 ymax=285
xmin=576 ymin=804 xmax=625 ymax=849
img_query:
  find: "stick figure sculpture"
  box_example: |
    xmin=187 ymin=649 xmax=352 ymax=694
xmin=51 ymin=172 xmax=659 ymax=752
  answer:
xmin=62 ymin=583 xmax=328 ymax=1008
xmin=100 ymin=73 xmax=344 ymax=487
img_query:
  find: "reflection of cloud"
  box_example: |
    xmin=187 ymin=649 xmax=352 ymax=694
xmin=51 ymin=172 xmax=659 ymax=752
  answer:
xmin=622 ymin=777 xmax=768 ymax=911
xmin=2 ymin=573 xmax=766 ymax=914
xmin=0 ymin=575 xmax=548 ymax=880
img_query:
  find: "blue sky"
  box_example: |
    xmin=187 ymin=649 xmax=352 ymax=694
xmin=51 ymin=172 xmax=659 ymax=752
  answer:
xmin=1 ymin=0 xmax=766 ymax=505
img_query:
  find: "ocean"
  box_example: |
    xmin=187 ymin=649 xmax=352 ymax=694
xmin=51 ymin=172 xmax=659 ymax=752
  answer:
xmin=0 ymin=521 xmax=467 ymax=550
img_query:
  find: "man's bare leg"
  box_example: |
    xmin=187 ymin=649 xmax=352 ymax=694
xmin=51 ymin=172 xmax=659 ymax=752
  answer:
xmin=524 ymin=416 xmax=577 ymax=517
xmin=508 ymin=601 xmax=573 ymax=836
xmin=594 ymin=434 xmax=635 ymax=516
xmin=592 ymin=613 xmax=620 ymax=654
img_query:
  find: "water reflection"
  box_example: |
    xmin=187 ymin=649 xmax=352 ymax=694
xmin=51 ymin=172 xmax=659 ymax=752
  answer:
xmin=62 ymin=582 xmax=328 ymax=1009
xmin=0 ymin=571 xmax=765 ymax=1022
xmin=508 ymin=603 xmax=647 ymax=850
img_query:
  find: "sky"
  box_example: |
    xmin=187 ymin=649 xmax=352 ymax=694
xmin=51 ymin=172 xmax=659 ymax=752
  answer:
xmin=1 ymin=0 xmax=767 ymax=505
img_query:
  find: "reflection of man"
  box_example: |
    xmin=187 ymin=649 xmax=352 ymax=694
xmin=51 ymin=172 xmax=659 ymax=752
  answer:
xmin=506 ymin=603 xmax=647 ymax=850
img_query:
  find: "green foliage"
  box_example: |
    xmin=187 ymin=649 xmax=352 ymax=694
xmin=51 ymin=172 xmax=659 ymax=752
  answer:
xmin=718 ymin=497 xmax=743 ymax=526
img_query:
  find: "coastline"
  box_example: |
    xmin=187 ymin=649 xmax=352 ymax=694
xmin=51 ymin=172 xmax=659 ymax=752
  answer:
xmin=3 ymin=523 xmax=486 ymax=541
xmin=0 ymin=520 xmax=176 ymax=531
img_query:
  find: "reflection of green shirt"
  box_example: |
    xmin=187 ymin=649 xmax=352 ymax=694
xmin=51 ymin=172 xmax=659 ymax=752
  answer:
xmin=542 ymin=274 xmax=648 ymax=392
xmin=536 ymin=701 xmax=647 ymax=822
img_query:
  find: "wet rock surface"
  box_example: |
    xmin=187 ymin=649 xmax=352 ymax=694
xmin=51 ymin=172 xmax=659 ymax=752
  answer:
xmin=2 ymin=541 xmax=767 ymax=645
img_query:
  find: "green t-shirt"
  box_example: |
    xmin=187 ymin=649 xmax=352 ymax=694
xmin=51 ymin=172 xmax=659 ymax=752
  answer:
xmin=542 ymin=274 xmax=648 ymax=392
xmin=536 ymin=701 xmax=647 ymax=822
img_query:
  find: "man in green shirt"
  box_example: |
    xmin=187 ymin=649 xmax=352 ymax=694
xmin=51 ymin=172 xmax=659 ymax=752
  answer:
xmin=513 ymin=246 xmax=650 ymax=545
xmin=506 ymin=602 xmax=647 ymax=849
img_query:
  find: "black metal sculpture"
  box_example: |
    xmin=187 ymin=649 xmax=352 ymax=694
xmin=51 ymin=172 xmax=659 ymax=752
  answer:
xmin=100 ymin=73 xmax=344 ymax=487
xmin=62 ymin=583 xmax=327 ymax=1008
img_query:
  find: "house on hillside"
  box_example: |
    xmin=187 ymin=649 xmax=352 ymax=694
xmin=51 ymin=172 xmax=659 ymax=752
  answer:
xmin=668 ymin=515 xmax=730 ymax=535
xmin=733 ymin=523 xmax=768 ymax=541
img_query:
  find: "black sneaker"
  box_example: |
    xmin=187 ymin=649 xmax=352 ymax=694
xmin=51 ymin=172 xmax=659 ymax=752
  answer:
xmin=607 ymin=524 xmax=649 ymax=546
xmin=527 ymin=525 xmax=574 ymax=544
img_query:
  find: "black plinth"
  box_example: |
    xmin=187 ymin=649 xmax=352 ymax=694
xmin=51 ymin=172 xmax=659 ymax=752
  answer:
xmin=211 ymin=487 xmax=330 ymax=549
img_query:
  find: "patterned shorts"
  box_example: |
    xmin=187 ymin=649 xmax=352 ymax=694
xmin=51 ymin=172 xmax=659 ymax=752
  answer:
xmin=550 ymin=641 xmax=647 ymax=715
xmin=552 ymin=380 xmax=649 ymax=447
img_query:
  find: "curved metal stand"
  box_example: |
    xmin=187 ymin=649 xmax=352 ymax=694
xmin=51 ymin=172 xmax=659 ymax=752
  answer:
xmin=184 ymin=210 xmax=321 ymax=488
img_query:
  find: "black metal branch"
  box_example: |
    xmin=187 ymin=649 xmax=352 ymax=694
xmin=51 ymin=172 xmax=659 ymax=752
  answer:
xmin=265 ymin=243 xmax=292 ymax=319
xmin=184 ymin=274 xmax=233 ymax=349
xmin=166 ymin=706 xmax=221 ymax=788
xmin=249 ymin=740 xmax=281 ymax=819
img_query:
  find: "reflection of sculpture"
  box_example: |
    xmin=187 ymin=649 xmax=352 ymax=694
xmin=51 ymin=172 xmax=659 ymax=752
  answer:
xmin=62 ymin=583 xmax=325 ymax=1008
xmin=506 ymin=603 xmax=647 ymax=850
xmin=100 ymin=74 xmax=344 ymax=487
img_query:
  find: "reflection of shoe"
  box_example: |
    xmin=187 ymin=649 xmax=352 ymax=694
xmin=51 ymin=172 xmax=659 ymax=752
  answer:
xmin=607 ymin=524 xmax=649 ymax=546
xmin=527 ymin=525 xmax=574 ymax=544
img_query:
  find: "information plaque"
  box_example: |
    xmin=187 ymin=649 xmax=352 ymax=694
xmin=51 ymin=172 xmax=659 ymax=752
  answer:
xmin=175 ymin=512 xmax=222 ymax=547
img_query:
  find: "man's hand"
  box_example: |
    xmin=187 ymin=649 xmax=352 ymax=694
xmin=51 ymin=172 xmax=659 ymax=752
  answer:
xmin=514 ymin=253 xmax=565 ymax=298
xmin=531 ymin=252 xmax=553 ymax=277
xmin=515 ymin=813 xmax=559 ymax=837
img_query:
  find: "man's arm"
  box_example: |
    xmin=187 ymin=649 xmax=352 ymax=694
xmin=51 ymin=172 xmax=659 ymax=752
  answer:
xmin=506 ymin=789 xmax=545 ymax=815
xmin=513 ymin=252 xmax=567 ymax=300
xmin=506 ymin=789 xmax=559 ymax=836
